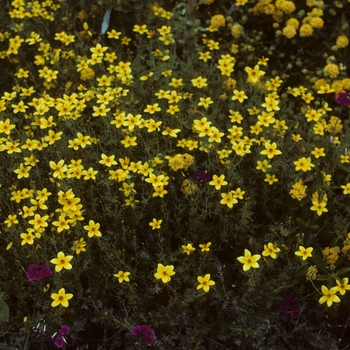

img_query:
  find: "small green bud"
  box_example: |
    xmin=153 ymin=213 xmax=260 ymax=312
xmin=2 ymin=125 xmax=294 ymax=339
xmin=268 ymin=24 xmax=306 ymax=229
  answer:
xmin=297 ymin=10 xmax=305 ymax=17
xmin=273 ymin=23 xmax=279 ymax=29
xmin=341 ymin=23 xmax=349 ymax=30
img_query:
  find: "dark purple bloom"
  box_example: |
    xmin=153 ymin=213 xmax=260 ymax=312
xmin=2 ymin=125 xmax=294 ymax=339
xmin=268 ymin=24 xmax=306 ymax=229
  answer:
xmin=131 ymin=325 xmax=156 ymax=345
xmin=54 ymin=335 xmax=69 ymax=348
xmin=336 ymin=92 xmax=350 ymax=107
xmin=59 ymin=325 xmax=70 ymax=335
xmin=280 ymin=295 xmax=300 ymax=319
xmin=26 ymin=264 xmax=53 ymax=281
xmin=193 ymin=168 xmax=210 ymax=182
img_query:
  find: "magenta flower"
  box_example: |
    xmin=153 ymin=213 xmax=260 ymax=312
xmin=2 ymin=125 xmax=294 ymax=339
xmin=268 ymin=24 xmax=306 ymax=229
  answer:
xmin=336 ymin=92 xmax=350 ymax=107
xmin=193 ymin=168 xmax=210 ymax=182
xmin=26 ymin=264 xmax=53 ymax=281
xmin=131 ymin=325 xmax=156 ymax=345
xmin=54 ymin=335 xmax=69 ymax=348
xmin=59 ymin=325 xmax=70 ymax=335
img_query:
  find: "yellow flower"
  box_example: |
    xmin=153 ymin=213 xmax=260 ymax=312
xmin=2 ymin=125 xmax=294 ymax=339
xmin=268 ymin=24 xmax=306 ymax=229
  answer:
xmin=0 ymin=119 xmax=16 ymax=135
xmin=198 ymin=97 xmax=214 ymax=108
xmin=107 ymin=29 xmax=122 ymax=39
xmin=149 ymin=218 xmax=162 ymax=230
xmin=211 ymin=14 xmax=225 ymax=29
xmin=264 ymin=174 xmax=278 ymax=185
xmin=232 ymin=188 xmax=245 ymax=199
xmin=256 ymin=159 xmax=272 ymax=172
xmin=72 ymin=238 xmax=87 ymax=254
xmin=310 ymin=200 xmax=328 ymax=216
xmin=199 ymin=242 xmax=211 ymax=252
xmin=294 ymin=246 xmax=313 ymax=261
xmin=28 ymin=213 xmax=49 ymax=230
xmin=58 ymin=196 xmax=80 ymax=212
xmin=299 ymin=23 xmax=313 ymax=37
xmin=154 ymin=263 xmax=175 ymax=283
xmin=260 ymin=142 xmax=282 ymax=159
xmin=232 ymin=90 xmax=248 ymax=103
xmin=82 ymin=167 xmax=98 ymax=180
xmin=245 ymin=65 xmax=265 ymax=83
xmin=191 ymin=76 xmax=208 ymax=88
xmin=289 ymin=180 xmax=307 ymax=201
xmin=197 ymin=274 xmax=215 ymax=292
xmin=121 ymin=135 xmax=137 ymax=148
xmin=90 ymin=43 xmax=108 ymax=57
xmin=152 ymin=186 xmax=168 ymax=198
xmin=261 ymin=97 xmax=280 ymax=112
xmin=51 ymin=288 xmax=73 ymax=308
xmin=336 ymin=35 xmax=349 ymax=49
xmin=80 ymin=68 xmax=95 ymax=80
xmin=99 ymin=154 xmax=117 ymax=167
xmin=145 ymin=173 xmax=164 ymax=187
xmin=336 ymin=278 xmax=350 ymax=295
xmin=282 ymin=25 xmax=297 ymax=39
xmin=199 ymin=51 xmax=212 ymax=62
xmin=14 ymin=163 xmax=31 ymax=179
xmin=294 ymin=157 xmax=315 ymax=172
xmin=209 ymin=174 xmax=227 ymax=190
xmin=84 ymin=220 xmax=102 ymax=238
xmin=341 ymin=183 xmax=350 ymax=195
xmin=144 ymin=103 xmax=161 ymax=114
xmin=133 ymin=24 xmax=148 ymax=34
xmin=262 ymin=243 xmax=280 ymax=259
xmin=50 ymin=251 xmax=73 ymax=272
xmin=220 ymin=192 xmax=238 ymax=208
xmin=92 ymin=103 xmax=110 ymax=117
xmin=4 ymin=214 xmax=19 ymax=228
xmin=114 ymin=271 xmax=130 ymax=283
xmin=319 ymin=285 xmax=340 ymax=307
xmin=311 ymin=147 xmax=325 ymax=158
xmin=20 ymin=232 xmax=35 ymax=245
xmin=182 ymin=243 xmax=195 ymax=255
xmin=49 ymin=159 xmax=67 ymax=178
xmin=237 ymin=249 xmax=261 ymax=271
xmin=231 ymin=23 xmax=244 ymax=39
xmin=52 ymin=215 xmax=71 ymax=233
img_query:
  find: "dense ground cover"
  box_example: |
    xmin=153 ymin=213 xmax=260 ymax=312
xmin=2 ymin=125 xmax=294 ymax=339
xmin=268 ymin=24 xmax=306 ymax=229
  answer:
xmin=1 ymin=0 xmax=350 ymax=348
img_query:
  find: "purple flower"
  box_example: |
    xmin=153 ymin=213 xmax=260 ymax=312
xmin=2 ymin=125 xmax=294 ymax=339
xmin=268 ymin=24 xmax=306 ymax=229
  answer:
xmin=59 ymin=325 xmax=70 ymax=335
xmin=193 ymin=168 xmax=210 ymax=182
xmin=26 ymin=264 xmax=53 ymax=282
xmin=54 ymin=335 xmax=69 ymax=348
xmin=280 ymin=295 xmax=300 ymax=319
xmin=131 ymin=325 xmax=156 ymax=345
xmin=336 ymin=92 xmax=350 ymax=107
